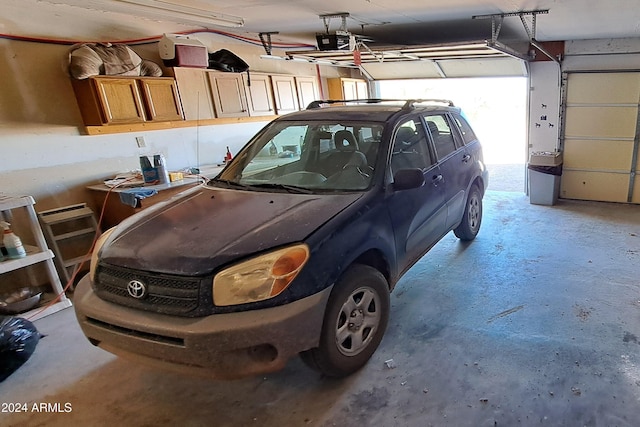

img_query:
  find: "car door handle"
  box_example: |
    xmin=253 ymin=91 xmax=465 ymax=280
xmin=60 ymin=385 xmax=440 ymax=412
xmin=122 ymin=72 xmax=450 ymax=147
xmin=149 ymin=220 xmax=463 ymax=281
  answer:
xmin=432 ymin=174 xmax=443 ymax=185
xmin=462 ymin=154 xmax=471 ymax=163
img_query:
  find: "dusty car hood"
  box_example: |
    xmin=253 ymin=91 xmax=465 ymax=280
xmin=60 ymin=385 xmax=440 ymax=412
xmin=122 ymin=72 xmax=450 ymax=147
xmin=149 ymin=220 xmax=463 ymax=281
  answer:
xmin=99 ymin=186 xmax=362 ymax=275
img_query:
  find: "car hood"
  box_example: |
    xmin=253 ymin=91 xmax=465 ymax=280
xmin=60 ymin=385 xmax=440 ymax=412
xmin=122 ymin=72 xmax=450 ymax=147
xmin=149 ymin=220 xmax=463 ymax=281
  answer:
xmin=99 ymin=186 xmax=362 ymax=275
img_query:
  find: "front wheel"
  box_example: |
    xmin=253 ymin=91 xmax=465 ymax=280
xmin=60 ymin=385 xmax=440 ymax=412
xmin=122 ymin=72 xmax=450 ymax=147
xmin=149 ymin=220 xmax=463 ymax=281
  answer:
xmin=300 ymin=264 xmax=390 ymax=377
xmin=454 ymin=184 xmax=482 ymax=241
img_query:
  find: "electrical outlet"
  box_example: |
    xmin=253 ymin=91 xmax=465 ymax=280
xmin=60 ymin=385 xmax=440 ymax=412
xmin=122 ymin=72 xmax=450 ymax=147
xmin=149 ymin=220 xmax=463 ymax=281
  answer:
xmin=136 ymin=136 xmax=146 ymax=148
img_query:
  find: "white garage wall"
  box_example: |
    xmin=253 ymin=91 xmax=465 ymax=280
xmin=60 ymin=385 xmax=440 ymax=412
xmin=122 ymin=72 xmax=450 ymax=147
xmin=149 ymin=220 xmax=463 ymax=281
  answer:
xmin=528 ymin=61 xmax=562 ymax=154
xmin=0 ymin=35 xmax=339 ymax=213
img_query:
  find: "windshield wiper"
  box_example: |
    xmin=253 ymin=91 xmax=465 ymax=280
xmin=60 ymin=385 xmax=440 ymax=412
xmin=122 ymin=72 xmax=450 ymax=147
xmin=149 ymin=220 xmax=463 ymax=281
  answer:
xmin=248 ymin=183 xmax=314 ymax=194
xmin=209 ymin=179 xmax=313 ymax=194
xmin=207 ymin=178 xmax=252 ymax=190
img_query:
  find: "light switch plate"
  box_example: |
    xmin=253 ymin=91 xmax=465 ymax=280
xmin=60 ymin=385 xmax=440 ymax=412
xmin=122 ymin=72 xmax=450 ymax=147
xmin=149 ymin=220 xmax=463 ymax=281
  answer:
xmin=136 ymin=136 xmax=146 ymax=148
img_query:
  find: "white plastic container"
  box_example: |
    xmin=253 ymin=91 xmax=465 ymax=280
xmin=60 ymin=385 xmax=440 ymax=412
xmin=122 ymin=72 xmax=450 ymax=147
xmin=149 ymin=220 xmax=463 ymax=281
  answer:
xmin=0 ymin=221 xmax=27 ymax=259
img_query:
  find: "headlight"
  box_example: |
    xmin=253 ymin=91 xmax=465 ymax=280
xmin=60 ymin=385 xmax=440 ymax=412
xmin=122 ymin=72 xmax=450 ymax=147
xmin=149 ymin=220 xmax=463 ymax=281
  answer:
xmin=213 ymin=244 xmax=310 ymax=306
xmin=89 ymin=227 xmax=115 ymax=283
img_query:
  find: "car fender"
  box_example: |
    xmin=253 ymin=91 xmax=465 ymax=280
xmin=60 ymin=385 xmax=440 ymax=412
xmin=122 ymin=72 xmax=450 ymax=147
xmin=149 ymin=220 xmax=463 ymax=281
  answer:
xmin=303 ymin=192 xmax=397 ymax=296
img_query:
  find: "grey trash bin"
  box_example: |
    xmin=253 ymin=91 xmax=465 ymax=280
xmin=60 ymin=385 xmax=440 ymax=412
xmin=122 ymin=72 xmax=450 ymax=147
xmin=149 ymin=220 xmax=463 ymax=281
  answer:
xmin=528 ymin=152 xmax=562 ymax=206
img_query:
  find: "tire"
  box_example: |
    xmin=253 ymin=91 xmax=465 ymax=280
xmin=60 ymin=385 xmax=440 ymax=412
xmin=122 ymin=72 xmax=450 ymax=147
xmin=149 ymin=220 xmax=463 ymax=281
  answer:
xmin=300 ymin=264 xmax=390 ymax=377
xmin=454 ymin=184 xmax=482 ymax=241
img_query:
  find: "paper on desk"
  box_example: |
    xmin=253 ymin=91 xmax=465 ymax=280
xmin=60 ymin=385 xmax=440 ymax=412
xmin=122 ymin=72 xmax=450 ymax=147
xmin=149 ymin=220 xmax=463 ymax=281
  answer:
xmin=104 ymin=174 xmax=144 ymax=188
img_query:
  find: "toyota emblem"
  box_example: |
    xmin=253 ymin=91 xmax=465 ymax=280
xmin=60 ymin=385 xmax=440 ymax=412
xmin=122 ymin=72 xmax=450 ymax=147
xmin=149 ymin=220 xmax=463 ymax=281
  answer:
xmin=127 ymin=280 xmax=147 ymax=299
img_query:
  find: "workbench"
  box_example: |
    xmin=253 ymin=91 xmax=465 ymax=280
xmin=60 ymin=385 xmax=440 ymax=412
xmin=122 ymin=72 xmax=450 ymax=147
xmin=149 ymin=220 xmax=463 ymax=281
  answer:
xmin=86 ymin=178 xmax=200 ymax=230
xmin=87 ymin=165 xmax=225 ymax=230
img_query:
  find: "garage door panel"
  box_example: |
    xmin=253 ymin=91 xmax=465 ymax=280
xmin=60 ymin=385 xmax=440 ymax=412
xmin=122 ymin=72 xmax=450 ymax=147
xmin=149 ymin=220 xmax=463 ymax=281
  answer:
xmin=566 ymin=73 xmax=640 ymax=104
xmin=564 ymin=106 xmax=638 ymax=139
xmin=563 ymin=139 xmax=634 ymax=170
xmin=561 ymin=171 xmax=629 ymax=202
xmin=563 ymin=72 xmax=640 ymax=204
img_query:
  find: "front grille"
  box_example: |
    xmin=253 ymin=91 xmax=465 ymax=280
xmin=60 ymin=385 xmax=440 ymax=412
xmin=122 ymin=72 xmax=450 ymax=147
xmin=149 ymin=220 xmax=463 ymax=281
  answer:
xmin=94 ymin=264 xmax=209 ymax=317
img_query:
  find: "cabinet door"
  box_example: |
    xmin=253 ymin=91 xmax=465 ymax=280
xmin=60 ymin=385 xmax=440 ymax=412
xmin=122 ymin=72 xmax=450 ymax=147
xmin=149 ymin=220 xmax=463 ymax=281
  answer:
xmin=326 ymin=78 xmax=344 ymax=100
xmin=342 ymin=79 xmax=359 ymax=100
xmin=356 ymin=80 xmax=369 ymax=99
xmin=244 ymin=73 xmax=275 ymax=116
xmin=208 ymin=72 xmax=249 ymax=118
xmin=138 ymin=78 xmax=184 ymax=121
xmin=271 ymin=75 xmax=299 ymax=115
xmin=295 ymin=76 xmax=319 ymax=110
xmin=327 ymin=78 xmax=368 ymax=101
xmin=172 ymin=67 xmax=215 ymax=120
xmin=94 ymin=78 xmax=146 ymax=124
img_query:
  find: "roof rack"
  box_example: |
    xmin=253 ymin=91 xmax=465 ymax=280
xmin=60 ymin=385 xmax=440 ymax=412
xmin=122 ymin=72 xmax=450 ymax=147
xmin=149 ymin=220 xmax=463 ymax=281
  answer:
xmin=306 ymin=98 xmax=455 ymax=110
xmin=306 ymin=99 xmax=408 ymax=109
xmin=402 ymin=99 xmax=455 ymax=109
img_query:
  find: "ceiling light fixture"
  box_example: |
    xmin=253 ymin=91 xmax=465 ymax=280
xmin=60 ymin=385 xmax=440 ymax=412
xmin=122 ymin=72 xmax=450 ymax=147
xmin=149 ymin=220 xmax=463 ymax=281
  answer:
xmin=113 ymin=0 xmax=244 ymax=28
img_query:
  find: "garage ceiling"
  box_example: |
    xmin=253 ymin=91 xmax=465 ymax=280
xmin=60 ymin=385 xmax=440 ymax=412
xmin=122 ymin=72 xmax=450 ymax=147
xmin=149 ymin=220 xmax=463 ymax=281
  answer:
xmin=2 ymin=1 xmax=639 ymax=79
xmin=4 ymin=0 xmax=639 ymax=45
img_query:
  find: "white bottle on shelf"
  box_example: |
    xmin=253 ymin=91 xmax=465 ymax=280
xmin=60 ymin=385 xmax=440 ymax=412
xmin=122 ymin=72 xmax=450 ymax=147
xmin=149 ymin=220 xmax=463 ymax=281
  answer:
xmin=0 ymin=221 xmax=27 ymax=259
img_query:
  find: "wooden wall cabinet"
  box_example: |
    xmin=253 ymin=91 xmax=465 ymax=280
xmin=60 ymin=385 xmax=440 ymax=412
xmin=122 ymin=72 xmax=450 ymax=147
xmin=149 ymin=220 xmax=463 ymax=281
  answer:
xmin=72 ymin=69 xmax=320 ymax=131
xmin=295 ymin=76 xmax=320 ymax=110
xmin=171 ymin=67 xmax=215 ymax=121
xmin=72 ymin=76 xmax=184 ymax=125
xmin=207 ymin=72 xmax=249 ymax=118
xmin=271 ymin=75 xmax=299 ymax=115
xmin=244 ymin=73 xmax=275 ymax=116
xmin=139 ymin=77 xmax=184 ymax=121
xmin=327 ymin=77 xmax=369 ymax=100
xmin=73 ymin=77 xmax=146 ymax=125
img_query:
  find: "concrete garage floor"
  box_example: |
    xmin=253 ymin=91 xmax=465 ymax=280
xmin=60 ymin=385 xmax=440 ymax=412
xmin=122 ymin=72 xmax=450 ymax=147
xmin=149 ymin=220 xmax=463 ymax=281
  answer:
xmin=3 ymin=189 xmax=640 ymax=426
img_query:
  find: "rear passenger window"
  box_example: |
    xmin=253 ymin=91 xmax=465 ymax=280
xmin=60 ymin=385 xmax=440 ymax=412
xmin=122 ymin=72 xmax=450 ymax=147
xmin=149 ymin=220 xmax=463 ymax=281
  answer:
xmin=390 ymin=119 xmax=432 ymax=173
xmin=424 ymin=114 xmax=456 ymax=160
xmin=452 ymin=114 xmax=478 ymax=145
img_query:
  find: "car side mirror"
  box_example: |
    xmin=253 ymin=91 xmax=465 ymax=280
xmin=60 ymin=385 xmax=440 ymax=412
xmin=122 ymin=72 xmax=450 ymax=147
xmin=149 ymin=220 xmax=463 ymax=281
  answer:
xmin=393 ymin=169 xmax=425 ymax=191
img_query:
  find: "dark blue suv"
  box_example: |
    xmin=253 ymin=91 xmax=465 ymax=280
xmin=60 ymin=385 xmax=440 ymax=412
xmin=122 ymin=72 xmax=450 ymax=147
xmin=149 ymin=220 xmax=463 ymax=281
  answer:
xmin=74 ymin=99 xmax=488 ymax=379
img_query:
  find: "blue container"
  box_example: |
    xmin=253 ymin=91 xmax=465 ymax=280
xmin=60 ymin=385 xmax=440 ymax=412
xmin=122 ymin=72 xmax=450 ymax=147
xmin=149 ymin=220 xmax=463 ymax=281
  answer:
xmin=140 ymin=156 xmax=159 ymax=184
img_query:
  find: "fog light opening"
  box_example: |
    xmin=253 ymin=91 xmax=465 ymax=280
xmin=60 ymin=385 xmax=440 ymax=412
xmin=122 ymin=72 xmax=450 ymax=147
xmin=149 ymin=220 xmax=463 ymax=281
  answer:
xmin=248 ymin=344 xmax=278 ymax=363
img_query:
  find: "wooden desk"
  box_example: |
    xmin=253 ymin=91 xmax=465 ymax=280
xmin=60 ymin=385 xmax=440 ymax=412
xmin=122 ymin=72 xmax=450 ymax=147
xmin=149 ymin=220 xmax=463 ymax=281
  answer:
xmin=87 ymin=165 xmax=224 ymax=230
xmin=87 ymin=178 xmax=200 ymax=230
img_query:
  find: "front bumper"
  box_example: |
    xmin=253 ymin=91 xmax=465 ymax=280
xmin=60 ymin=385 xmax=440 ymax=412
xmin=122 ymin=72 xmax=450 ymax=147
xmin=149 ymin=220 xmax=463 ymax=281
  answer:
xmin=73 ymin=274 xmax=332 ymax=379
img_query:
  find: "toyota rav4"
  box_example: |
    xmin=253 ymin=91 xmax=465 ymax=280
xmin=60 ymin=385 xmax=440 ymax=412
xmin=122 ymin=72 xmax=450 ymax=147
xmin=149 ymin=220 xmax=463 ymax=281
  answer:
xmin=74 ymin=99 xmax=488 ymax=379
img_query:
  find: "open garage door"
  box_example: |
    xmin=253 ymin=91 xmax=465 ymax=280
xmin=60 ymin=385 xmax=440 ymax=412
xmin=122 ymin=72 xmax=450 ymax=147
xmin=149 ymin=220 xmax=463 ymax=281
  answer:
xmin=286 ymin=40 xmax=529 ymax=79
xmin=561 ymin=72 xmax=640 ymax=203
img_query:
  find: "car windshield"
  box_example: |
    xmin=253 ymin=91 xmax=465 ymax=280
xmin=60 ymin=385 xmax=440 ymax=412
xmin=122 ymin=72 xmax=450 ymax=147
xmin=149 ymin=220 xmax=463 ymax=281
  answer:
xmin=211 ymin=120 xmax=384 ymax=192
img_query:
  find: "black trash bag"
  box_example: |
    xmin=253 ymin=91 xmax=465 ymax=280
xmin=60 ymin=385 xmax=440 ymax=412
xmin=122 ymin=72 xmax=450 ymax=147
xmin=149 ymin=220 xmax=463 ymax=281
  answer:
xmin=208 ymin=49 xmax=249 ymax=73
xmin=527 ymin=163 xmax=563 ymax=176
xmin=0 ymin=316 xmax=41 ymax=382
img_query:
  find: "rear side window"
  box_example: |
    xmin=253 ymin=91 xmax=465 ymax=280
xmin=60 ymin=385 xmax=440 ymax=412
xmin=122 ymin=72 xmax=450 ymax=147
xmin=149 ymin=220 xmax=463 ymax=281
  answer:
xmin=424 ymin=114 xmax=456 ymax=160
xmin=452 ymin=114 xmax=478 ymax=145
xmin=390 ymin=119 xmax=433 ymax=174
